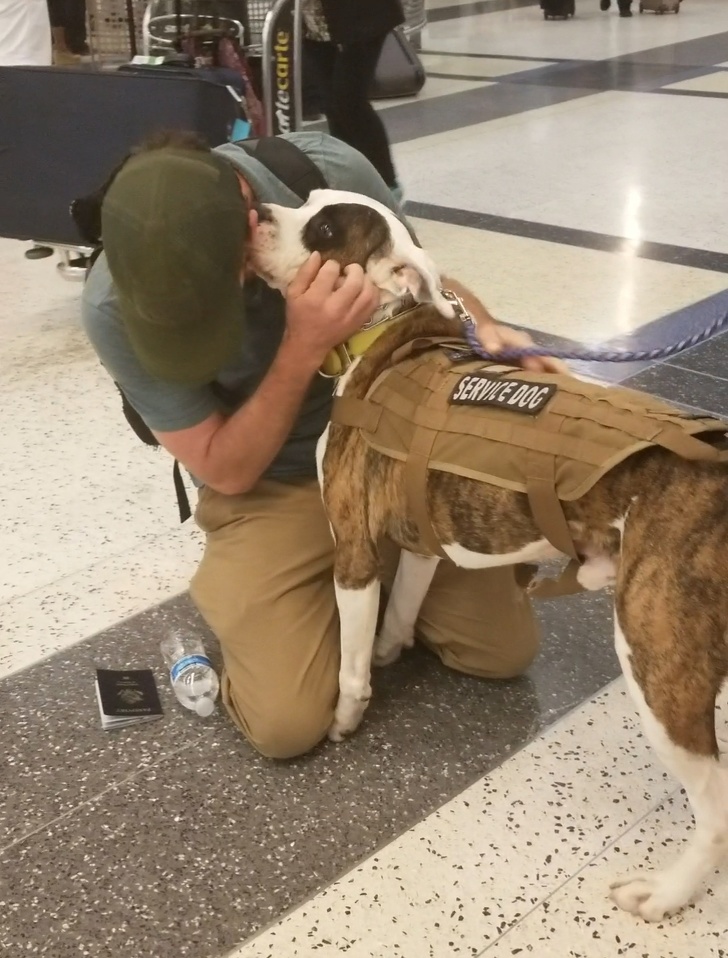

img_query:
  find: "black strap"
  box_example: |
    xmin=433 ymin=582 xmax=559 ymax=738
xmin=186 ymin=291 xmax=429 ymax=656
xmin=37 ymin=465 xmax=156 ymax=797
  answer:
xmin=173 ymin=460 xmax=192 ymax=523
xmin=235 ymin=137 xmax=328 ymax=202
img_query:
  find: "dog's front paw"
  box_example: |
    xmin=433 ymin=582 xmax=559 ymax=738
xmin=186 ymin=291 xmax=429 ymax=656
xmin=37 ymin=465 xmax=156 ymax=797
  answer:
xmin=373 ymin=628 xmax=414 ymax=667
xmin=577 ymin=555 xmax=616 ymax=591
xmin=609 ymin=873 xmax=687 ymax=922
xmin=327 ymin=720 xmax=353 ymax=743
xmin=327 ymin=696 xmax=369 ymax=742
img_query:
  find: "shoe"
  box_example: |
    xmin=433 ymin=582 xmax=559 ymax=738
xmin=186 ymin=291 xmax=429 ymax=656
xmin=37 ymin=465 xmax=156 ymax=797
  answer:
xmin=618 ymin=7 xmax=633 ymax=14
xmin=600 ymin=0 xmax=611 ymax=8
xmin=53 ymin=49 xmax=82 ymax=66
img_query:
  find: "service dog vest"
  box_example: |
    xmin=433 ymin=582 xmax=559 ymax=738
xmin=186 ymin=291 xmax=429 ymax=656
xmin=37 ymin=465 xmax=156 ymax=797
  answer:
xmin=330 ymin=337 xmax=728 ymax=561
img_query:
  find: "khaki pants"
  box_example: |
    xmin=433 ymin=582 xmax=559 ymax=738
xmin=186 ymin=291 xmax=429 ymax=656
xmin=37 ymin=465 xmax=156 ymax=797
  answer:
xmin=190 ymin=479 xmax=539 ymax=759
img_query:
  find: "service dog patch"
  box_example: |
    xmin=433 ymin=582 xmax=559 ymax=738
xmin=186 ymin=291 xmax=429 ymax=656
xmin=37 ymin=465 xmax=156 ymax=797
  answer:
xmin=450 ymin=373 xmax=556 ymax=414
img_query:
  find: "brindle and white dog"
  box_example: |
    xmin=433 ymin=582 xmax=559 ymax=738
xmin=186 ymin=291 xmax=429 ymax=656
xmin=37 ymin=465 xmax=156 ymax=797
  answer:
xmin=252 ymin=188 xmax=728 ymax=922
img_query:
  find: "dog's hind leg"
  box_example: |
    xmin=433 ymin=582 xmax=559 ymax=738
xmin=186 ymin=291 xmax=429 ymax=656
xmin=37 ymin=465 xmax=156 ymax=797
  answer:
xmin=374 ymin=551 xmax=440 ymax=667
xmin=328 ymin=539 xmax=381 ymax=742
xmin=610 ymin=604 xmax=728 ymax=921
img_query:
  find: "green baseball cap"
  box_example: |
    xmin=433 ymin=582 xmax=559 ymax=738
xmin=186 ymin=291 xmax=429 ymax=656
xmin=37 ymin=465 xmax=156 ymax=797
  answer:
xmin=101 ymin=147 xmax=248 ymax=385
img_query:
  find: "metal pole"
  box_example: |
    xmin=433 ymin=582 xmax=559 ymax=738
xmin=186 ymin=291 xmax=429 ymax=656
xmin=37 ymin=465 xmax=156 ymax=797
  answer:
xmin=260 ymin=1 xmax=277 ymax=134
xmin=261 ymin=0 xmax=301 ymax=136
xmin=292 ymin=0 xmax=302 ymax=132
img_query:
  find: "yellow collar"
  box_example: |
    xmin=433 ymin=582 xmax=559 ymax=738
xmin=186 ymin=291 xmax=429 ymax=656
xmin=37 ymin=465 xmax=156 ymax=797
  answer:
xmin=319 ymin=297 xmax=418 ymax=378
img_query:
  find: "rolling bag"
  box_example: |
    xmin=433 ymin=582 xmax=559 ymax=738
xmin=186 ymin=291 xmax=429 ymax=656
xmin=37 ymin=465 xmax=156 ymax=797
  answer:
xmin=0 ymin=66 xmax=241 ymax=246
xmin=541 ymin=0 xmax=576 ymax=19
xmin=638 ymin=0 xmax=680 ymax=12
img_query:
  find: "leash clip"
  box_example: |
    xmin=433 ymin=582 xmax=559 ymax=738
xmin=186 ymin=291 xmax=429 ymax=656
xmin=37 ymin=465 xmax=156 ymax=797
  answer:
xmin=439 ymin=288 xmax=479 ymax=348
xmin=440 ymin=287 xmax=476 ymax=328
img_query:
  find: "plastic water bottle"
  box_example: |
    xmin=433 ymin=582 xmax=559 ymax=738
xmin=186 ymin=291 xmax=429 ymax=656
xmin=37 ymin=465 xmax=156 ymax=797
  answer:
xmin=160 ymin=632 xmax=219 ymax=717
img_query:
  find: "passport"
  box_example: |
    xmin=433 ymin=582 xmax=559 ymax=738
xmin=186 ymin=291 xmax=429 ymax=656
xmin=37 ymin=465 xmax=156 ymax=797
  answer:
xmin=95 ymin=669 xmax=163 ymax=731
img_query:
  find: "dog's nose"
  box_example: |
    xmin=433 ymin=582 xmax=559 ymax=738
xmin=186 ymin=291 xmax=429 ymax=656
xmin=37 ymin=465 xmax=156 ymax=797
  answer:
xmin=253 ymin=203 xmax=275 ymax=224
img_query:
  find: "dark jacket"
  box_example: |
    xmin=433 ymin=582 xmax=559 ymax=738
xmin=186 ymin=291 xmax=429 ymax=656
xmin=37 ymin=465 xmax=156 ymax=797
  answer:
xmin=319 ymin=0 xmax=405 ymax=45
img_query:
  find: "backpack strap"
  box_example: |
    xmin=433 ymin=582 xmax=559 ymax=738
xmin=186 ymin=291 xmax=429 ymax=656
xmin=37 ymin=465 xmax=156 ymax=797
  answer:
xmin=234 ymin=136 xmax=328 ymax=201
xmin=173 ymin=460 xmax=192 ymax=523
xmin=115 ymin=384 xmax=192 ymax=523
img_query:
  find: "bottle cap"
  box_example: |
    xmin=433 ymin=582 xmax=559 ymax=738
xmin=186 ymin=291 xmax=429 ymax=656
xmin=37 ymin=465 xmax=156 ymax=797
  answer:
xmin=195 ymin=697 xmax=215 ymax=718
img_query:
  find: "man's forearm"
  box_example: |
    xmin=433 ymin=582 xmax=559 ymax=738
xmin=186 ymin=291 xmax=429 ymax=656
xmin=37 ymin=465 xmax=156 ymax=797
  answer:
xmin=206 ymin=335 xmax=321 ymax=495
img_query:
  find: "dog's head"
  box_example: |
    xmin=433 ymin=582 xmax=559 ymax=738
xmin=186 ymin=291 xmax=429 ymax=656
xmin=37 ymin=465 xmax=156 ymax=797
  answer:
xmin=250 ymin=189 xmax=455 ymax=318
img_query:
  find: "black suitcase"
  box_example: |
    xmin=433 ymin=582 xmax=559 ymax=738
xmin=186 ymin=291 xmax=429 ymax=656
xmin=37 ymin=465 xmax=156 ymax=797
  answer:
xmin=541 ymin=0 xmax=576 ymax=19
xmin=0 ymin=66 xmax=240 ymax=246
xmin=369 ymin=28 xmax=426 ymax=100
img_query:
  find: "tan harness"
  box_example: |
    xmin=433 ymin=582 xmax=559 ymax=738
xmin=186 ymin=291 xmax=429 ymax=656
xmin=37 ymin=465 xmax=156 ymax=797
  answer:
xmin=331 ymin=336 xmax=728 ymax=571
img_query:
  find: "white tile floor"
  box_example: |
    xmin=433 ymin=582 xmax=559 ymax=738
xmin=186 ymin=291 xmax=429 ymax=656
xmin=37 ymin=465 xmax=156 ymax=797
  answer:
xmin=395 ymin=91 xmax=728 ymax=253
xmin=374 ymin=73 xmax=494 ymax=110
xmin=230 ymin=682 xmax=728 ymax=958
xmin=419 ymin=52 xmax=555 ymax=78
xmin=410 ymin=217 xmax=728 ymax=339
xmin=663 ymin=70 xmax=728 ymax=94
xmin=0 ymin=242 xmax=198 ymax=678
xmin=422 ymin=0 xmax=728 ymax=61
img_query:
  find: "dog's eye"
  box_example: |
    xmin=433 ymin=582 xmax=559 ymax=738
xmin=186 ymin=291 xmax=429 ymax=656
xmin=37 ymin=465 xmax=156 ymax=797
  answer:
xmin=319 ymin=222 xmax=334 ymax=240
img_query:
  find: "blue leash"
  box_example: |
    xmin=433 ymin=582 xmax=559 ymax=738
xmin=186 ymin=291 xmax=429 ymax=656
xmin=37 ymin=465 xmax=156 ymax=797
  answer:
xmin=460 ymin=309 xmax=728 ymax=364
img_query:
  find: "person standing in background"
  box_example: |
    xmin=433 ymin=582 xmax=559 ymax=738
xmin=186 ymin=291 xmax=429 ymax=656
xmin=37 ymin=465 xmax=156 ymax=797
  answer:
xmin=302 ymin=0 xmax=405 ymax=204
xmin=599 ymin=0 xmax=633 ymax=16
xmin=0 ymin=0 xmax=52 ymax=65
xmin=65 ymin=0 xmax=89 ymax=56
xmin=46 ymin=0 xmax=88 ymax=63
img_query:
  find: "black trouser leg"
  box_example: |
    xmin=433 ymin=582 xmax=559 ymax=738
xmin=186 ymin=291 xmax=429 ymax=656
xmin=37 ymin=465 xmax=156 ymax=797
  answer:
xmin=308 ymin=35 xmax=397 ymax=188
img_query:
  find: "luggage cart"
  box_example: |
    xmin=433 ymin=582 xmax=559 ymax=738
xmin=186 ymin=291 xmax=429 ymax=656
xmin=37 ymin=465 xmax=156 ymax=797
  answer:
xmin=140 ymin=0 xmax=302 ymax=134
xmin=141 ymin=1 xmax=250 ymax=56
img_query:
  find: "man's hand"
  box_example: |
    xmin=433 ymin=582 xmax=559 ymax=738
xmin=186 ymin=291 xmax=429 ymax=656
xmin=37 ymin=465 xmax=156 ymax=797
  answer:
xmin=477 ymin=321 xmax=567 ymax=375
xmin=442 ymin=276 xmax=566 ymax=375
xmin=284 ymin=254 xmax=380 ymax=367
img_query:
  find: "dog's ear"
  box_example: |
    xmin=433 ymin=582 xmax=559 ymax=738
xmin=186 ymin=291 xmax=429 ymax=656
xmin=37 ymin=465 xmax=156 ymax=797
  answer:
xmin=394 ymin=245 xmax=455 ymax=317
xmin=368 ymin=245 xmax=456 ymax=318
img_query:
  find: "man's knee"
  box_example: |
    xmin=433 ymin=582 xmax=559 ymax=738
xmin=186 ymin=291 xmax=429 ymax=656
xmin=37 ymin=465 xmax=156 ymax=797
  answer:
xmin=482 ymin=608 xmax=541 ymax=678
xmin=434 ymin=616 xmax=541 ymax=681
xmin=221 ymin=673 xmax=336 ymax=760
xmin=488 ymin=625 xmax=540 ymax=679
xmin=246 ymin=708 xmax=335 ymax=760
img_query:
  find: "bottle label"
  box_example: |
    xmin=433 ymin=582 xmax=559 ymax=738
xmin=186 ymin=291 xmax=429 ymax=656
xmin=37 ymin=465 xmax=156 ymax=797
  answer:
xmin=170 ymin=654 xmax=213 ymax=683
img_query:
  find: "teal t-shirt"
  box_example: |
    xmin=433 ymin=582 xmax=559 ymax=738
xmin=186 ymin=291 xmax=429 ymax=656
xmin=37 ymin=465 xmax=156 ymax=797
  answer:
xmin=82 ymin=132 xmax=402 ymax=483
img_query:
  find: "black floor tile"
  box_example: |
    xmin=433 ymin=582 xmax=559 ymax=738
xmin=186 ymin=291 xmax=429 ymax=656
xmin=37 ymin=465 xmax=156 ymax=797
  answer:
xmin=406 ymin=201 xmax=728 ymax=274
xmin=622 ymin=363 xmax=728 ymax=418
xmin=666 ymin=330 xmax=728 ymax=380
xmin=382 ymin=82 xmax=596 ymax=144
xmin=0 ymin=587 xmax=618 ymax=958
xmin=618 ymin=31 xmax=728 ymax=69
xmin=0 ymin=602 xmax=212 ymax=849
